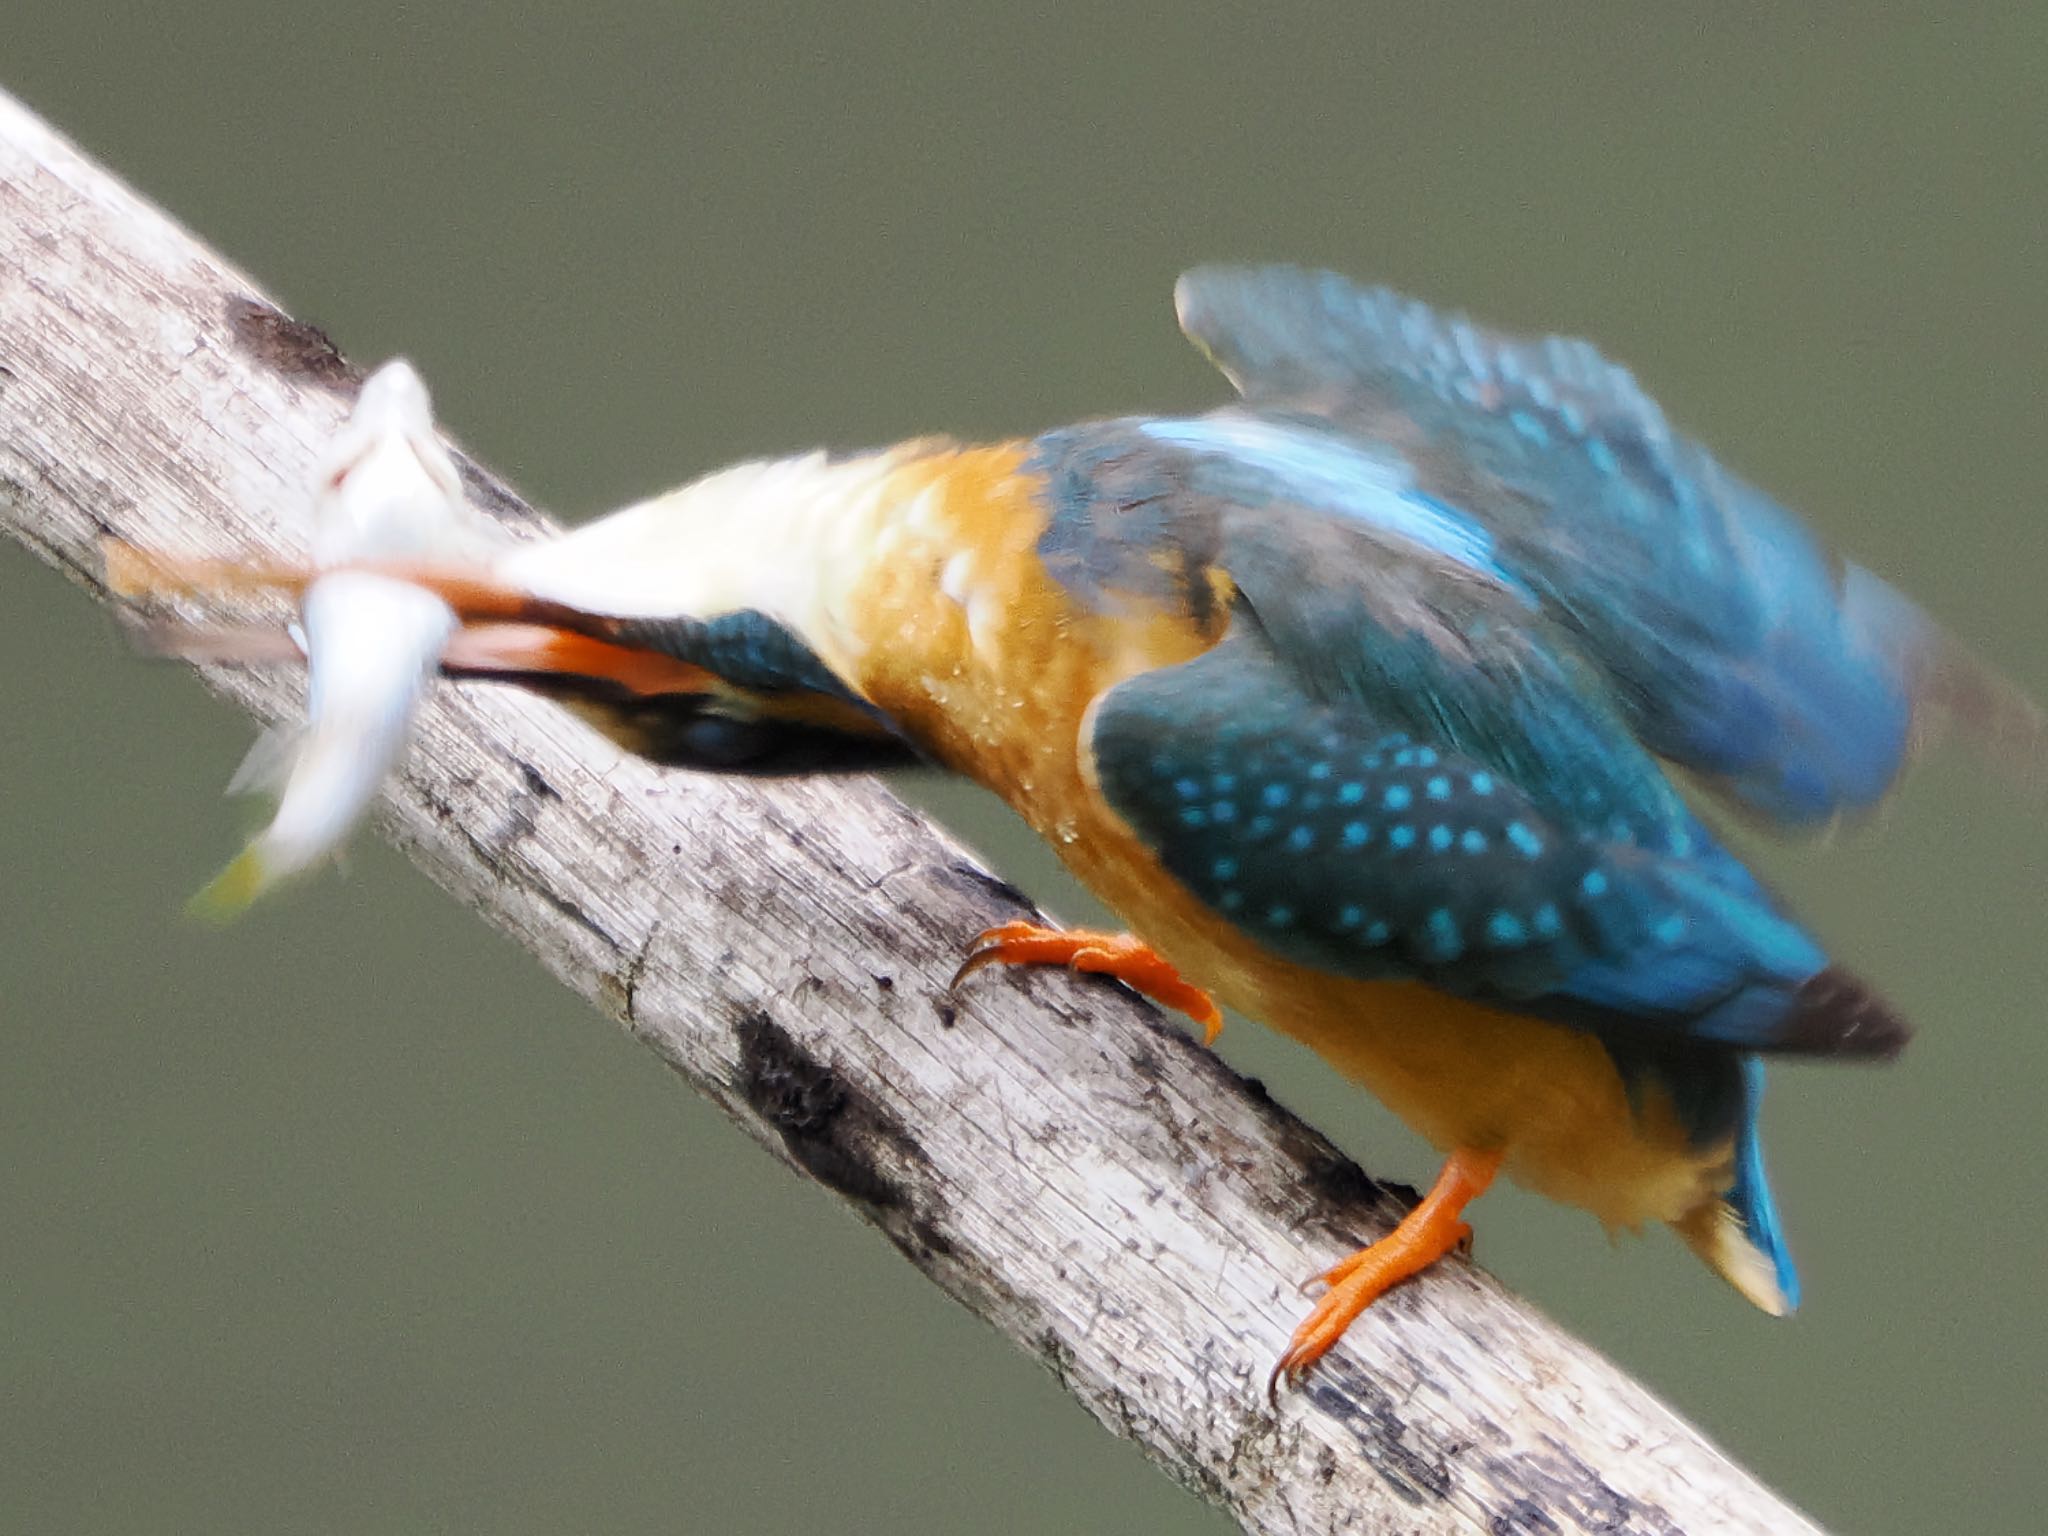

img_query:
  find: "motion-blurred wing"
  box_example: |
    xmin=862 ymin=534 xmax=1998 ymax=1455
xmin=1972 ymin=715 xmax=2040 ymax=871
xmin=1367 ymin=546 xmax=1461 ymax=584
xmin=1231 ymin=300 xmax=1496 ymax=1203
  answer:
xmin=1174 ymin=265 xmax=2040 ymax=826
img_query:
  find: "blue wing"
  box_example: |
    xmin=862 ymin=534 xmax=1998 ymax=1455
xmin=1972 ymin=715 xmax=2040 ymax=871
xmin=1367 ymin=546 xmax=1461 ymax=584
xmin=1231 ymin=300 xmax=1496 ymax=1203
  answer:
xmin=1087 ymin=620 xmax=1903 ymax=1063
xmin=1173 ymin=265 xmax=2041 ymax=826
xmin=1028 ymin=416 xmax=1904 ymax=1058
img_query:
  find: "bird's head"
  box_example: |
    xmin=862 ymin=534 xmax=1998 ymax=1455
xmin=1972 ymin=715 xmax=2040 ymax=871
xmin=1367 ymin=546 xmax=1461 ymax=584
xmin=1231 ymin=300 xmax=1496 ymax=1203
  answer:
xmin=478 ymin=450 xmax=935 ymax=775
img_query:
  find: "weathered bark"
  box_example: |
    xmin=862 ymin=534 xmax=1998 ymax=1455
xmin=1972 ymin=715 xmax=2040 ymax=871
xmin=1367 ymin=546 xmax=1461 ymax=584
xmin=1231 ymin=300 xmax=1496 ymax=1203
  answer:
xmin=0 ymin=86 xmax=1820 ymax=1535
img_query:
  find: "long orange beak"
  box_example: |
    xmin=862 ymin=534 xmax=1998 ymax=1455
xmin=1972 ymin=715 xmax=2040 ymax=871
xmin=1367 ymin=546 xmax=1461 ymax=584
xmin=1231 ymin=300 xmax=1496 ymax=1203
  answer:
xmin=106 ymin=539 xmax=719 ymax=699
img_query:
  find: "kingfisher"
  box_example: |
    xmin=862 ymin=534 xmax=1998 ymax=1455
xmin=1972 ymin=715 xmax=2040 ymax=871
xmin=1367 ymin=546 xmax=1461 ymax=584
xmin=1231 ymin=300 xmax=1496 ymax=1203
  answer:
xmin=117 ymin=266 xmax=2040 ymax=1396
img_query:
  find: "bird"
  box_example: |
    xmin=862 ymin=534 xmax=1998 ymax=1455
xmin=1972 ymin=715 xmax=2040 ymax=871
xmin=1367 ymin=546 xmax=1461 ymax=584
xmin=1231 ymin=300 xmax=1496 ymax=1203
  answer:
xmin=115 ymin=266 xmax=2041 ymax=1396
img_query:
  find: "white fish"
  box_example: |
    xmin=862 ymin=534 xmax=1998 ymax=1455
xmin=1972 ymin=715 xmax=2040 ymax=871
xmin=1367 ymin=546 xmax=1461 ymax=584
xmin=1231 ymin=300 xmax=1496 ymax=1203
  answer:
xmin=192 ymin=360 xmax=474 ymax=915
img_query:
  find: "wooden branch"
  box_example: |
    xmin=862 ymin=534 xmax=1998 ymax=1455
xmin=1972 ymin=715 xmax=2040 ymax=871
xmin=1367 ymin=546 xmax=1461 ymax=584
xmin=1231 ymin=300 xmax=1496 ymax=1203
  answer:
xmin=0 ymin=86 xmax=1822 ymax=1535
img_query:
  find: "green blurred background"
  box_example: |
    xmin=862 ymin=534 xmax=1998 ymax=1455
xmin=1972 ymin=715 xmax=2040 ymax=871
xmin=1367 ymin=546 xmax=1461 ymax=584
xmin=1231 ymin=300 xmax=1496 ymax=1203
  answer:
xmin=4 ymin=8 xmax=2044 ymax=1533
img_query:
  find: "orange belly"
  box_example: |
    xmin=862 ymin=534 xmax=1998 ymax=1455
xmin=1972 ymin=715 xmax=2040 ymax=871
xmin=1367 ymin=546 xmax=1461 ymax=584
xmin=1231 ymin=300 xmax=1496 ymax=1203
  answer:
xmin=1056 ymin=820 xmax=1735 ymax=1233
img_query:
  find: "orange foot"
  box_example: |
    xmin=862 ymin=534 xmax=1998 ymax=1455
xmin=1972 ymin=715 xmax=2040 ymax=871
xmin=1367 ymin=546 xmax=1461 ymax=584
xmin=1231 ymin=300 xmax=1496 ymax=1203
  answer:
xmin=951 ymin=921 xmax=1224 ymax=1044
xmin=1268 ymin=1145 xmax=1504 ymax=1402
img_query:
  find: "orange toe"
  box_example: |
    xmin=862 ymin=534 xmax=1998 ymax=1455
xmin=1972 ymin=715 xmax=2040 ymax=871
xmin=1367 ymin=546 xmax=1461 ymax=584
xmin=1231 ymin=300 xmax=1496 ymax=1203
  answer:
xmin=951 ymin=921 xmax=1224 ymax=1043
xmin=1268 ymin=1146 xmax=1502 ymax=1402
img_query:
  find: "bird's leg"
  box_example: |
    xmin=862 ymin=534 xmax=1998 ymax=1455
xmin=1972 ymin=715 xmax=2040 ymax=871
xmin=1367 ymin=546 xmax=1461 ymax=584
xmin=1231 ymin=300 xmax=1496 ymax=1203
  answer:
xmin=1269 ymin=1145 xmax=1503 ymax=1401
xmin=951 ymin=920 xmax=1225 ymax=1044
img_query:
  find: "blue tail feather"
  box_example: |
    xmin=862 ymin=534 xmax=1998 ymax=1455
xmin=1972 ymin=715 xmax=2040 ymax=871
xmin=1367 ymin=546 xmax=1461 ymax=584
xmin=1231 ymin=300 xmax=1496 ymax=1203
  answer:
xmin=1730 ymin=1056 xmax=1801 ymax=1311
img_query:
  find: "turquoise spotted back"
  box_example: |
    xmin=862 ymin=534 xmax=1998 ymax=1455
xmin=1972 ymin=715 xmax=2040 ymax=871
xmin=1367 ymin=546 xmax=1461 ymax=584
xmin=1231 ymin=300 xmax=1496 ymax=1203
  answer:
xmin=1088 ymin=634 xmax=1831 ymax=1057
